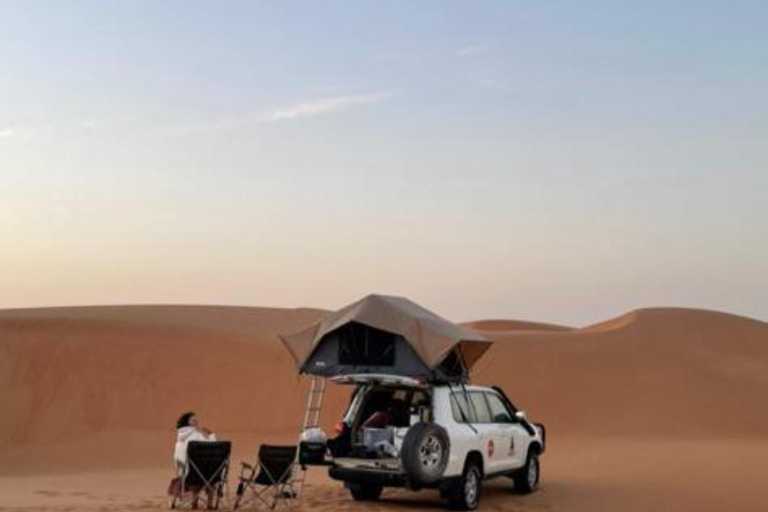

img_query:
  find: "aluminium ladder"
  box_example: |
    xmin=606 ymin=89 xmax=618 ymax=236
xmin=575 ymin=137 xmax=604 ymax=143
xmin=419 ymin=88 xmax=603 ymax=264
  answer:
xmin=291 ymin=376 xmax=326 ymax=498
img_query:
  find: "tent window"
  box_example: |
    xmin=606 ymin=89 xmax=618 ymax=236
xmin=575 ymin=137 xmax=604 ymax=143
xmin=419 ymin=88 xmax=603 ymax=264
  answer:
xmin=435 ymin=349 xmax=466 ymax=379
xmin=337 ymin=322 xmax=396 ymax=366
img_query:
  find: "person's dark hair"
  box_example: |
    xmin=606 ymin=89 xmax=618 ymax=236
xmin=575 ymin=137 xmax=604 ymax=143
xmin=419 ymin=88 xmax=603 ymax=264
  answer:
xmin=176 ymin=412 xmax=195 ymax=429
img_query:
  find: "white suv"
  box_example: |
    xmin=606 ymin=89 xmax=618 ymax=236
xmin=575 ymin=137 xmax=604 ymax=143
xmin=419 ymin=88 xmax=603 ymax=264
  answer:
xmin=321 ymin=375 xmax=546 ymax=510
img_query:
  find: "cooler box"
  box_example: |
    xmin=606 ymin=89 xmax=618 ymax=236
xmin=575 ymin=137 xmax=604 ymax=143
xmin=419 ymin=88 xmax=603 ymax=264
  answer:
xmin=299 ymin=441 xmax=328 ymax=465
xmin=362 ymin=427 xmax=394 ymax=452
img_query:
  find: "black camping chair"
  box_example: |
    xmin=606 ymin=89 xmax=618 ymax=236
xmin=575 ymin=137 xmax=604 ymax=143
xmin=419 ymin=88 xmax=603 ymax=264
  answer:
xmin=170 ymin=441 xmax=231 ymax=510
xmin=234 ymin=445 xmax=298 ymax=510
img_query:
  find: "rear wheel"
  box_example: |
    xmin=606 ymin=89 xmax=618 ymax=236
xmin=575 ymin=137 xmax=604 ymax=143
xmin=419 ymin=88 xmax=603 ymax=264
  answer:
xmin=448 ymin=460 xmax=482 ymax=511
xmin=349 ymin=482 xmax=383 ymax=501
xmin=512 ymin=451 xmax=540 ymax=494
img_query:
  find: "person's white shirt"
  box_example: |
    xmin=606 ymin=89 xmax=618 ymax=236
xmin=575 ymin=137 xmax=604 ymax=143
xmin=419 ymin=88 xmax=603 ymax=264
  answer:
xmin=174 ymin=426 xmax=217 ymax=469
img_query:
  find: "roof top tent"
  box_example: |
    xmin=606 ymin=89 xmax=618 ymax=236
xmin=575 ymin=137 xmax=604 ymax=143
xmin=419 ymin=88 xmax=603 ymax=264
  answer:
xmin=279 ymin=294 xmax=492 ymax=383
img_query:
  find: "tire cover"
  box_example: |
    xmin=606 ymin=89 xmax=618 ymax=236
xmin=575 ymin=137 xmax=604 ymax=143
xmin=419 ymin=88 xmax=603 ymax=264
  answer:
xmin=401 ymin=422 xmax=450 ymax=485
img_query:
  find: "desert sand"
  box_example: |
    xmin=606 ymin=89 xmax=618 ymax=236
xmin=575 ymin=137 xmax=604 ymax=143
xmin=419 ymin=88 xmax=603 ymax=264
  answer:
xmin=1 ymin=304 xmax=767 ymax=511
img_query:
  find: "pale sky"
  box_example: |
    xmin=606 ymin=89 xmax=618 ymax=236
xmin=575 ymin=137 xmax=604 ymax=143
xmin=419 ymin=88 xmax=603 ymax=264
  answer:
xmin=1 ymin=1 xmax=766 ymax=325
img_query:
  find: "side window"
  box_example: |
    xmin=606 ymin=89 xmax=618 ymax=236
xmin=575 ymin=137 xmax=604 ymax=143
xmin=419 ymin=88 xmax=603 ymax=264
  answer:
xmin=469 ymin=392 xmax=492 ymax=423
xmin=485 ymin=392 xmax=513 ymax=423
xmin=450 ymin=392 xmax=477 ymax=423
xmin=392 ymin=389 xmax=408 ymax=401
xmin=411 ymin=390 xmax=427 ymax=406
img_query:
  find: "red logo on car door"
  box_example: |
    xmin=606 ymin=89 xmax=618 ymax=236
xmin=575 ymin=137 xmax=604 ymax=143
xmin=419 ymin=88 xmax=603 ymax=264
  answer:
xmin=487 ymin=439 xmax=495 ymax=458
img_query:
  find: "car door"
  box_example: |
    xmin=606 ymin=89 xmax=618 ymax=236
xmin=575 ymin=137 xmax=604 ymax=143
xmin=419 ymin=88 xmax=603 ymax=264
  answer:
xmin=507 ymin=420 xmax=531 ymax=469
xmin=483 ymin=391 xmax=518 ymax=472
xmin=465 ymin=392 xmax=504 ymax=474
xmin=449 ymin=390 xmax=489 ymax=472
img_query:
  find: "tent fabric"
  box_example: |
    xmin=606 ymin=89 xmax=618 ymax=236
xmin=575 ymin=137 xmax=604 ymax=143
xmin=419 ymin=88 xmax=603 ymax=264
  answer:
xmin=279 ymin=294 xmax=492 ymax=377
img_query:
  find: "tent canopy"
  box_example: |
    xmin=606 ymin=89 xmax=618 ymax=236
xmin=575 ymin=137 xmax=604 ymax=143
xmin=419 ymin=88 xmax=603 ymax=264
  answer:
xmin=279 ymin=294 xmax=492 ymax=381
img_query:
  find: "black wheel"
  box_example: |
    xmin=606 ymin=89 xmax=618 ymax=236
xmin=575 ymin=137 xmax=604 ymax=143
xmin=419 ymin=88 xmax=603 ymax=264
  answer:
xmin=512 ymin=451 xmax=540 ymax=494
xmin=448 ymin=460 xmax=482 ymax=511
xmin=401 ymin=422 xmax=450 ymax=486
xmin=349 ymin=482 xmax=383 ymax=501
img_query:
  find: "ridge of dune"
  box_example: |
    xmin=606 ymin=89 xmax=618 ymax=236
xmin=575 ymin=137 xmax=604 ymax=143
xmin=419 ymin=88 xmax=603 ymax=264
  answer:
xmin=0 ymin=304 xmax=327 ymax=340
xmin=462 ymin=319 xmax=573 ymax=332
xmin=579 ymin=310 xmax=640 ymax=332
xmin=580 ymin=306 xmax=768 ymax=332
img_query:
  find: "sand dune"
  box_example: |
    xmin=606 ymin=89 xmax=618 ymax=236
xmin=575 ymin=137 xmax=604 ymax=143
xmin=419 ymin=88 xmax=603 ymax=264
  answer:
xmin=471 ymin=307 xmax=768 ymax=438
xmin=0 ymin=305 xmax=329 ymax=469
xmin=1 ymin=304 xmax=767 ymax=511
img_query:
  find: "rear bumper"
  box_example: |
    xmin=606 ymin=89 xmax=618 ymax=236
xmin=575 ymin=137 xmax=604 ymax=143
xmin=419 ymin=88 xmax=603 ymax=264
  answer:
xmin=328 ymin=466 xmax=461 ymax=495
xmin=329 ymin=466 xmax=408 ymax=488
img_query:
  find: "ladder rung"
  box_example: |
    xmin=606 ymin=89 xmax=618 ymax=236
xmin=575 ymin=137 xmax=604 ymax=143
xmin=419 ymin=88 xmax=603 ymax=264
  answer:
xmin=294 ymin=377 xmax=326 ymax=500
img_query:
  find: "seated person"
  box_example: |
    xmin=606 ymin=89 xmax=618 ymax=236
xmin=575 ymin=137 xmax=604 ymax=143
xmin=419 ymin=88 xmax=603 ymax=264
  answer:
xmin=174 ymin=411 xmax=217 ymax=470
xmin=168 ymin=411 xmax=218 ymax=507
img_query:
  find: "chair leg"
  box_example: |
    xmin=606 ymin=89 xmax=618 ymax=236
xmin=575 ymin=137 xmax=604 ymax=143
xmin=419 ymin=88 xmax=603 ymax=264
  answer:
xmin=210 ymin=480 xmax=227 ymax=510
xmin=234 ymin=482 xmax=262 ymax=510
xmin=271 ymin=483 xmax=288 ymax=510
xmin=254 ymin=485 xmax=272 ymax=510
xmin=233 ymin=482 xmax=250 ymax=510
xmin=213 ymin=482 xmax=223 ymax=510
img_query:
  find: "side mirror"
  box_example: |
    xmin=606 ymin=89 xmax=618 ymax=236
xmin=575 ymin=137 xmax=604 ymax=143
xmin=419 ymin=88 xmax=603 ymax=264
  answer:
xmin=515 ymin=410 xmax=527 ymax=422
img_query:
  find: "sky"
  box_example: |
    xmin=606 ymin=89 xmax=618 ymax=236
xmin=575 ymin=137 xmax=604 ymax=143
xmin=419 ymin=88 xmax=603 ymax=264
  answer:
xmin=1 ymin=1 xmax=767 ymax=325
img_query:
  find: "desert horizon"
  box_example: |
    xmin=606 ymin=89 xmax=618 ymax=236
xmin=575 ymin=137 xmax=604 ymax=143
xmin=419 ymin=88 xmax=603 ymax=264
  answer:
xmin=2 ymin=302 xmax=767 ymax=511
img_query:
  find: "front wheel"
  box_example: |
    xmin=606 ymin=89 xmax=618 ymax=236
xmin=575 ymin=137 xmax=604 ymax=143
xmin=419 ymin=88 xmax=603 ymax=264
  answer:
xmin=448 ymin=460 xmax=482 ymax=511
xmin=512 ymin=451 xmax=540 ymax=494
xmin=349 ymin=482 xmax=383 ymax=501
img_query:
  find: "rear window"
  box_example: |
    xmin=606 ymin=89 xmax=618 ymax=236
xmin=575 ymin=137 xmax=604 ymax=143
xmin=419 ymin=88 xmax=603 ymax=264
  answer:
xmin=450 ymin=392 xmax=476 ymax=423
xmin=452 ymin=391 xmax=498 ymax=423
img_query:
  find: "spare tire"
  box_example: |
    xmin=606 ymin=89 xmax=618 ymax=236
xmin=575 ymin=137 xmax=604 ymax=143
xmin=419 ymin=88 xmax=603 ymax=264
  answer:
xmin=401 ymin=422 xmax=450 ymax=486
